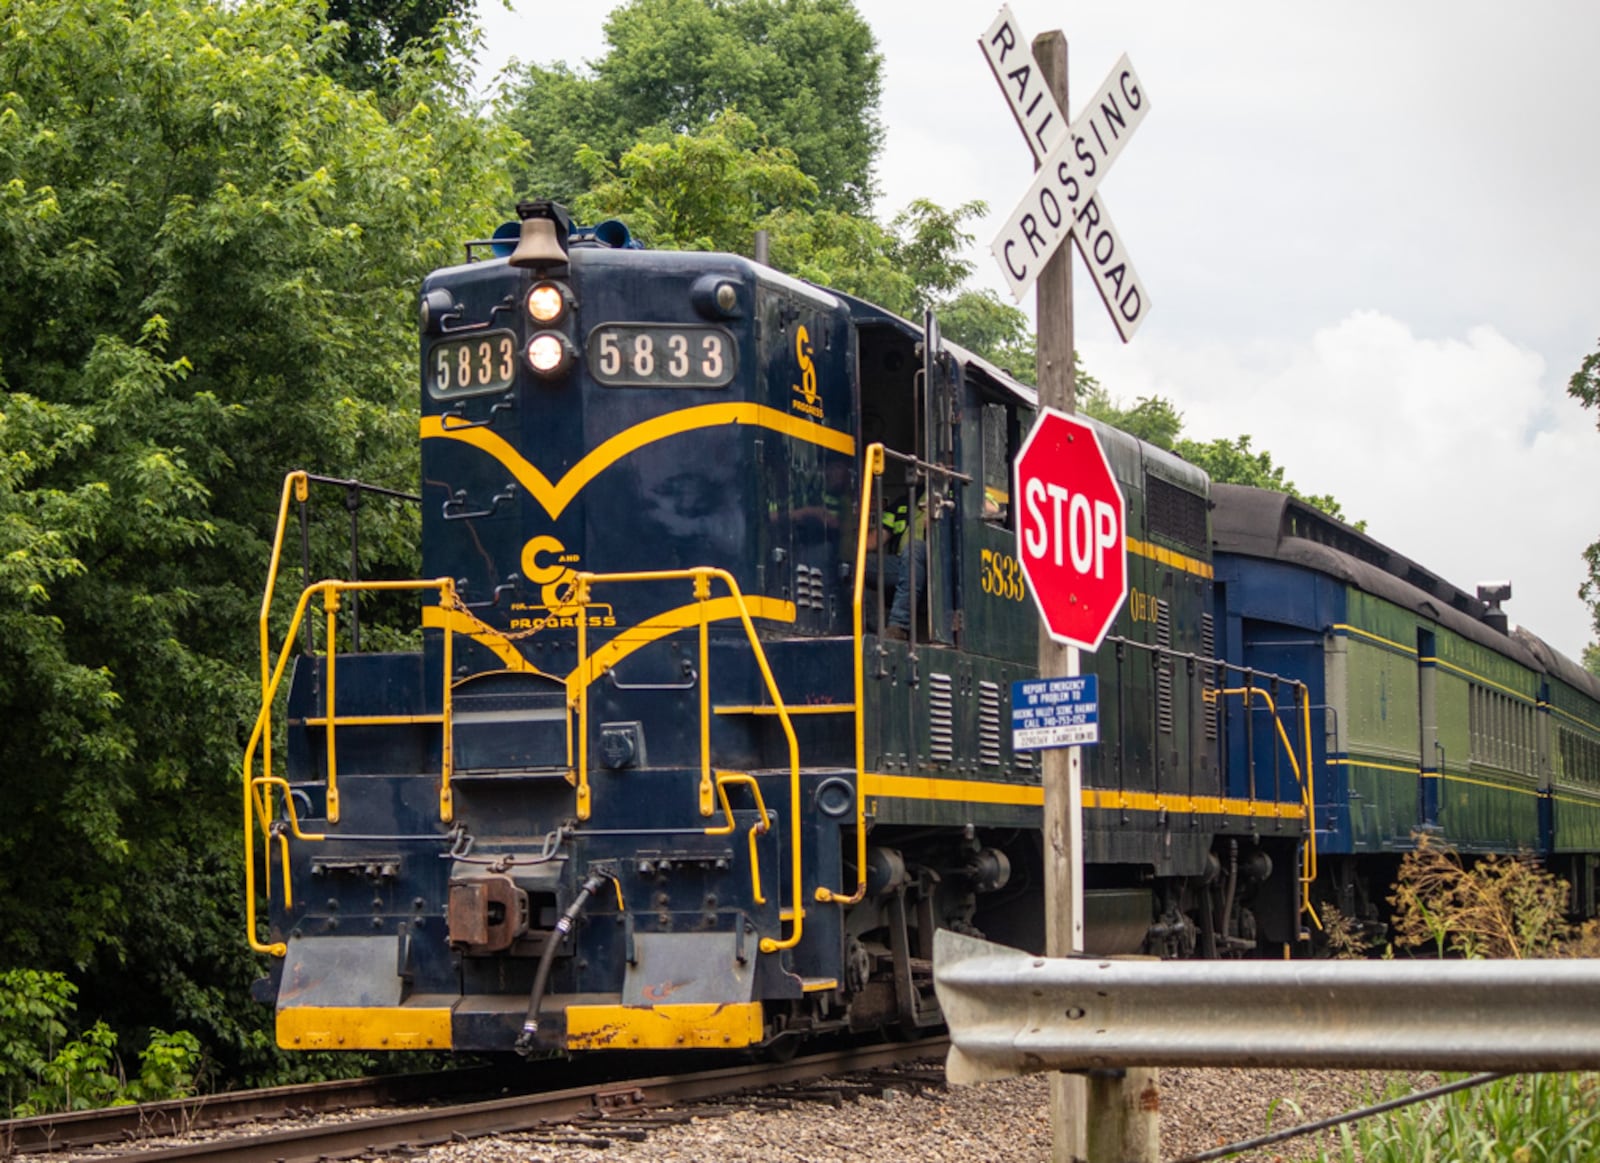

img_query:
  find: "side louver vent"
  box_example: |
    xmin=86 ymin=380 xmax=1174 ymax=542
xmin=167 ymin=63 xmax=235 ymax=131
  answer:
xmin=1200 ymin=612 xmax=1219 ymax=740
xmin=928 ymin=672 xmax=955 ymax=765
xmin=795 ymin=564 xmax=825 ymax=610
xmin=1156 ymin=598 xmax=1174 ymax=735
xmin=977 ymin=680 xmax=1003 ymax=767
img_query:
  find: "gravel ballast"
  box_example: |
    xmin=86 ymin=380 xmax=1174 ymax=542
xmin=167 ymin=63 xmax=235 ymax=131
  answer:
xmin=384 ymin=1066 xmax=1403 ymax=1163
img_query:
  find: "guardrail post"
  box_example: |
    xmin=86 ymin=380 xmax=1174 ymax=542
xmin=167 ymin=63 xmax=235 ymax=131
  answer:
xmin=1087 ymin=1068 xmax=1159 ymax=1162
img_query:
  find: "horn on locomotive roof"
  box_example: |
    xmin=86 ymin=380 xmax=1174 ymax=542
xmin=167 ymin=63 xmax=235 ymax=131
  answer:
xmin=1477 ymin=581 xmax=1512 ymax=634
xmin=509 ymin=199 xmax=572 ymax=272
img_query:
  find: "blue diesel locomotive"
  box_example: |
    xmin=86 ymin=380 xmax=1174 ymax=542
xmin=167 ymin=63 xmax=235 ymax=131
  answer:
xmin=242 ymin=201 xmax=1600 ymax=1055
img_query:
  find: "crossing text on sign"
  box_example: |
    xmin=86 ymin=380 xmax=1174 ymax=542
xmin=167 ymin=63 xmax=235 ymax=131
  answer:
xmin=979 ymin=5 xmax=1152 ymax=341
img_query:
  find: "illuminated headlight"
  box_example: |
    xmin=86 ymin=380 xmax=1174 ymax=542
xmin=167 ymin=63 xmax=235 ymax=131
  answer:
xmin=526 ymin=332 xmax=575 ymax=377
xmin=526 ymin=281 xmax=569 ymax=324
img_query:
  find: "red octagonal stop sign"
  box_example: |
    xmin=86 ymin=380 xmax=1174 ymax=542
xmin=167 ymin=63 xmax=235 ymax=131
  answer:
xmin=1013 ymin=408 xmax=1128 ymax=651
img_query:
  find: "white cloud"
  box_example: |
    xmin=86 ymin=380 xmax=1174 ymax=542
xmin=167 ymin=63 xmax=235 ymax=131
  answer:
xmin=469 ymin=0 xmax=1600 ymax=657
xmin=1084 ymin=313 xmax=1600 ymax=657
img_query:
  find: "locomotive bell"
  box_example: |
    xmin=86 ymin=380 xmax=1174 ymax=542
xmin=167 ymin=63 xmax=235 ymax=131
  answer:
xmin=509 ymin=199 xmax=572 ymax=271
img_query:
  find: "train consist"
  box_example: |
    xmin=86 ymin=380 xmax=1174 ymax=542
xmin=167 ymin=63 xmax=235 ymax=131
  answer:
xmin=243 ymin=200 xmax=1600 ymax=1055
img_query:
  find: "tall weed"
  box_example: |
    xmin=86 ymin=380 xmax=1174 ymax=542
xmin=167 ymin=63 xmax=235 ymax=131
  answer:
xmin=1306 ymin=841 xmax=1600 ymax=1162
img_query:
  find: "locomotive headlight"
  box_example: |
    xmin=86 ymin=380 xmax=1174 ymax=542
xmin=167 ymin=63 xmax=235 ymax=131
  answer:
xmin=526 ymin=281 xmax=569 ymax=324
xmin=526 ymin=331 xmax=575 ymax=377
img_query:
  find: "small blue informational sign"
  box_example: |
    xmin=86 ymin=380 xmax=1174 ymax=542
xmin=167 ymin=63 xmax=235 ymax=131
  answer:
xmin=1011 ymin=675 xmax=1100 ymax=750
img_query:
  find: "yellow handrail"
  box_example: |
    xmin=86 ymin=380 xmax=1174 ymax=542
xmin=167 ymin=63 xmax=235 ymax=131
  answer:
xmin=1215 ymin=683 xmax=1321 ymax=928
xmin=567 ymin=567 xmax=805 ymax=952
xmin=705 ymin=771 xmax=772 ymax=905
xmin=817 ymin=441 xmax=884 ymax=906
xmin=242 ymin=574 xmax=457 ymax=957
xmin=255 ymin=472 xmax=309 ymax=835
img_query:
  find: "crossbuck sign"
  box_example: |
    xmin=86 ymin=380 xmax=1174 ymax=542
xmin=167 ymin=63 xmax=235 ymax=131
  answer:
xmin=980 ymin=7 xmax=1150 ymax=341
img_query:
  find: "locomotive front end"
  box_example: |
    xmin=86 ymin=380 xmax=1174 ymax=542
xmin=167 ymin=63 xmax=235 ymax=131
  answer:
xmin=248 ymin=204 xmax=863 ymax=1055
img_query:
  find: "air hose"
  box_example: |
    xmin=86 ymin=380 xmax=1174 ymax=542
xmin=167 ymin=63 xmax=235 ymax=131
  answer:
xmin=515 ymin=870 xmax=611 ymax=1055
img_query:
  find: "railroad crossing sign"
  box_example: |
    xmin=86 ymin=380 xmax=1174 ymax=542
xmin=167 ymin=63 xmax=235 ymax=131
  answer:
xmin=1013 ymin=408 xmax=1127 ymax=650
xmin=980 ymin=6 xmax=1150 ymax=341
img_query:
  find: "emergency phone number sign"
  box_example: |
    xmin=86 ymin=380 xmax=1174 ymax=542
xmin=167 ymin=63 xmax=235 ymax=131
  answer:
xmin=1011 ymin=675 xmax=1100 ymax=750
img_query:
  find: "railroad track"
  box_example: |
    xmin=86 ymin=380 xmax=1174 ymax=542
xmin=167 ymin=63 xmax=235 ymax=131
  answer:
xmin=0 ymin=1067 xmax=518 ymax=1158
xmin=1 ymin=1038 xmax=948 ymax=1161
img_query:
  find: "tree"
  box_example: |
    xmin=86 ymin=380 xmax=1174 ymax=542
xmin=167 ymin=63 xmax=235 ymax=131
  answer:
xmin=572 ymin=114 xmax=987 ymax=327
xmin=573 ymin=110 xmax=818 ymax=251
xmin=1570 ymin=341 xmax=1600 ymax=654
xmin=499 ymin=0 xmax=883 ymax=213
xmin=1073 ymin=389 xmax=1359 ymax=526
xmin=1078 ymin=380 xmax=1183 ymax=450
xmin=0 ymin=0 xmax=518 ymax=1081
xmin=936 ymin=288 xmax=1036 ymax=383
xmin=1174 ymin=434 xmax=1361 ymax=528
xmin=323 ymin=0 xmax=477 ymax=90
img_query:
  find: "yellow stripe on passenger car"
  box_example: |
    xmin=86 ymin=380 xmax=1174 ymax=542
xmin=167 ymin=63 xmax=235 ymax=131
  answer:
xmin=1440 ymin=772 xmax=1540 ymax=797
xmin=565 ymin=1002 xmax=764 ymax=1050
xmin=277 ymin=1006 xmax=452 ymax=1050
xmin=423 ymin=404 xmax=855 ymax=520
xmin=1419 ymin=656 xmax=1537 ymax=704
xmin=1326 ymin=758 xmax=1423 ymax=775
xmin=1125 ymin=536 xmax=1213 ymax=579
xmin=1332 ymin=624 xmax=1417 ymax=656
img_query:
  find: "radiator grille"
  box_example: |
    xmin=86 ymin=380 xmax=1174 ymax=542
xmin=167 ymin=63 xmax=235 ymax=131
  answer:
xmin=795 ymin=564 xmax=824 ymax=610
xmin=1156 ymin=599 xmax=1174 ymax=734
xmin=928 ymin=672 xmax=955 ymax=765
xmin=978 ymin=680 xmax=1003 ymax=767
xmin=1146 ymin=475 xmax=1208 ymax=550
xmin=1200 ymin=612 xmax=1218 ymax=740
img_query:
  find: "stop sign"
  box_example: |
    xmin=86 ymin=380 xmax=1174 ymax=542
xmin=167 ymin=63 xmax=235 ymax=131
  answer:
xmin=1013 ymin=408 xmax=1128 ymax=650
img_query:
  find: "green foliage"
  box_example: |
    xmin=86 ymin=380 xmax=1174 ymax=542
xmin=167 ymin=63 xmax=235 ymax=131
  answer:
xmin=1079 ymin=380 xmax=1184 ymax=450
xmin=778 ymin=197 xmax=987 ymax=322
xmin=1570 ymin=341 xmax=1600 ymax=412
xmin=936 ymin=288 xmax=1036 ymax=383
xmin=1174 ymin=434 xmax=1361 ymax=528
xmin=571 ymin=112 xmax=987 ymax=331
xmin=1583 ymin=642 xmax=1600 ymax=679
xmin=1389 ymin=834 xmax=1576 ymax=960
xmin=0 ymin=969 xmax=73 ymax=1113
xmin=0 ymin=0 xmax=518 ymax=1085
xmin=19 ymin=1021 xmax=124 ymax=1115
xmin=1073 ymin=386 xmax=1358 ymax=525
xmin=574 ymin=110 xmax=817 ymax=251
xmin=1301 ymin=844 xmax=1600 ymax=1163
xmin=0 ymin=970 xmax=200 ymax=1116
xmin=1571 ymin=341 xmax=1600 ymax=651
xmin=501 ymin=0 xmax=883 ymax=214
xmin=1327 ymin=1073 xmax=1600 ymax=1163
xmin=323 ymin=0 xmax=476 ymax=91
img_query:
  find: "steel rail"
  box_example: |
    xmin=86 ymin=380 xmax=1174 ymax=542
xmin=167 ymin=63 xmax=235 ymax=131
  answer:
xmin=59 ymin=1039 xmax=946 ymax=1163
xmin=0 ymin=1067 xmax=504 ymax=1157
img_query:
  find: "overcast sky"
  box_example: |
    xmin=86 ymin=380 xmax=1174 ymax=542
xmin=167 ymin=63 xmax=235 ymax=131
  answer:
xmin=475 ymin=1 xmax=1600 ymax=659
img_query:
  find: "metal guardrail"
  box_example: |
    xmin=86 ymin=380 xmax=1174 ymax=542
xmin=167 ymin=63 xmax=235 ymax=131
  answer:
xmin=933 ymin=929 xmax=1600 ymax=1082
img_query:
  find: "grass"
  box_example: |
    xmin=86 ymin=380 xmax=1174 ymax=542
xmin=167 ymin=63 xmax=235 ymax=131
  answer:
xmin=1285 ymin=838 xmax=1600 ymax=1162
